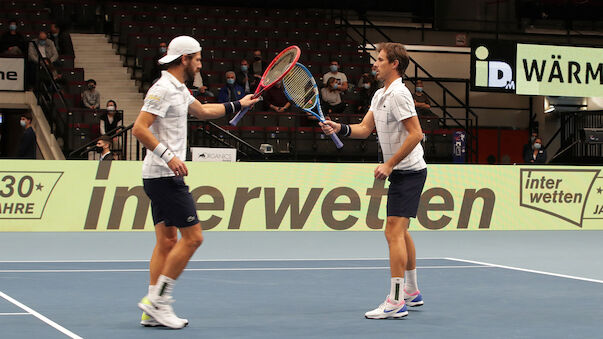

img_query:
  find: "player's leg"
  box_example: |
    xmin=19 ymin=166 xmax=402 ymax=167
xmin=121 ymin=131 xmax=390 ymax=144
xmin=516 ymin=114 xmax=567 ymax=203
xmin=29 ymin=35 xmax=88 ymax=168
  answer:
xmin=365 ymin=216 xmax=409 ymax=319
xmin=403 ymin=231 xmax=424 ymax=306
xmin=160 ymin=223 xmax=203 ymax=280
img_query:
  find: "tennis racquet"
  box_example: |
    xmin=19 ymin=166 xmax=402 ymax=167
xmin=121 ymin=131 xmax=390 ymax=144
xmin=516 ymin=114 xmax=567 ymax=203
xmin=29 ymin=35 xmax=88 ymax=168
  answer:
xmin=229 ymin=45 xmax=301 ymax=126
xmin=282 ymin=62 xmax=343 ymax=149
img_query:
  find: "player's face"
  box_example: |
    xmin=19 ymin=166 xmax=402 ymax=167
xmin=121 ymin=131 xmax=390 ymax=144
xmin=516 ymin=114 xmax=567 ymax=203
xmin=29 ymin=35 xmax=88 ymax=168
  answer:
xmin=374 ymin=50 xmax=397 ymax=81
xmin=184 ymin=52 xmax=202 ymax=80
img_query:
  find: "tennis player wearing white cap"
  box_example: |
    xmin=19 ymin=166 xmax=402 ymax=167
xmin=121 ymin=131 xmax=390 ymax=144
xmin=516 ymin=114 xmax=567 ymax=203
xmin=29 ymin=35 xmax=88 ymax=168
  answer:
xmin=134 ymin=36 xmax=259 ymax=329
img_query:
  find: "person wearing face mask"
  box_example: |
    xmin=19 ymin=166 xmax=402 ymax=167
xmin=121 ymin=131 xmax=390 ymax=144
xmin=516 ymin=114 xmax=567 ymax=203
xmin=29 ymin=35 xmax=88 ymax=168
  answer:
xmin=82 ymin=79 xmax=101 ymax=109
xmin=250 ymin=49 xmax=266 ymax=89
xmin=263 ymin=80 xmax=290 ymax=113
xmin=28 ymin=31 xmax=58 ymax=65
xmin=357 ymin=73 xmax=378 ymax=114
xmin=412 ymin=80 xmax=433 ymax=116
xmin=320 ymin=77 xmax=346 ymax=114
xmin=0 ymin=19 xmax=26 ymax=55
xmin=17 ymin=113 xmax=36 ymax=159
xmin=235 ymin=59 xmax=252 ymax=94
xmin=322 ymin=60 xmax=348 ymax=92
xmin=524 ymin=137 xmax=547 ymax=164
xmin=522 ymin=131 xmax=538 ymax=160
xmin=49 ymin=23 xmax=74 ymax=56
xmin=100 ymin=100 xmax=122 ymax=135
xmin=217 ymin=71 xmax=245 ymax=104
xmin=95 ymin=135 xmax=113 ymax=161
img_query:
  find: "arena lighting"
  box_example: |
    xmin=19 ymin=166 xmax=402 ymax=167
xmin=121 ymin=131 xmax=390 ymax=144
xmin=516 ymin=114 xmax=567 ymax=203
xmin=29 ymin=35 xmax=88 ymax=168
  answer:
xmin=544 ymin=105 xmax=556 ymax=113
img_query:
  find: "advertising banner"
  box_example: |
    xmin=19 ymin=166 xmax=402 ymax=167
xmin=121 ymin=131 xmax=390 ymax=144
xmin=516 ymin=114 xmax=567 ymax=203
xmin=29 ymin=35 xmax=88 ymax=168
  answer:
xmin=0 ymin=57 xmax=25 ymax=91
xmin=0 ymin=161 xmax=602 ymax=231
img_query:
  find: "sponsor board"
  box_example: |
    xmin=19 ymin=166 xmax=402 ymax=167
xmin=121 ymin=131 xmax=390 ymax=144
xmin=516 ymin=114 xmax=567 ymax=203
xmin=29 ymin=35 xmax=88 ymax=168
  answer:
xmin=191 ymin=147 xmax=237 ymax=162
xmin=0 ymin=161 xmax=601 ymax=231
xmin=0 ymin=57 xmax=25 ymax=91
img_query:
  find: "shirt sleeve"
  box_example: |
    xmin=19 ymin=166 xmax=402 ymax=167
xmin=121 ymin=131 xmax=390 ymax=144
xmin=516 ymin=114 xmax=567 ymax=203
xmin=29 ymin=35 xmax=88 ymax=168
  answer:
xmin=141 ymin=85 xmax=170 ymax=117
xmin=340 ymin=73 xmax=348 ymax=83
xmin=186 ymin=89 xmax=196 ymax=106
xmin=390 ymin=91 xmax=417 ymax=122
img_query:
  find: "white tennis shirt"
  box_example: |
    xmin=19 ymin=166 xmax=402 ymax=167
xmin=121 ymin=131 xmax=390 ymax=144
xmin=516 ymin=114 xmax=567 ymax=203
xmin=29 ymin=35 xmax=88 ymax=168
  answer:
xmin=141 ymin=71 xmax=196 ymax=179
xmin=369 ymin=77 xmax=426 ymax=171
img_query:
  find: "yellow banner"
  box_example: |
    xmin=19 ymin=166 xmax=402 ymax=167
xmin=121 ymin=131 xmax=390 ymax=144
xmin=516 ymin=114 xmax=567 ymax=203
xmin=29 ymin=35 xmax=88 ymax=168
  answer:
xmin=0 ymin=161 xmax=602 ymax=231
xmin=516 ymin=43 xmax=603 ymax=97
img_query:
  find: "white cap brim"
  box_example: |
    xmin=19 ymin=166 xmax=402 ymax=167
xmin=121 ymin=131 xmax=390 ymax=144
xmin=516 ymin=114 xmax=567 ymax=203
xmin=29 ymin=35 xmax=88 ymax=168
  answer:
xmin=158 ymin=54 xmax=182 ymax=65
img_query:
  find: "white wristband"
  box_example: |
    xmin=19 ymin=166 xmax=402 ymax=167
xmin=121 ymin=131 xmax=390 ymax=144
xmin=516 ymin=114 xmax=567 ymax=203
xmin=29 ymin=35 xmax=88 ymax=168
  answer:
xmin=152 ymin=143 xmax=175 ymax=163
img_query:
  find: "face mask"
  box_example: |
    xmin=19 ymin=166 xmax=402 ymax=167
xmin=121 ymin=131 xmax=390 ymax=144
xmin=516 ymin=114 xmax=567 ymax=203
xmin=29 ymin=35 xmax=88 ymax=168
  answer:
xmin=332 ymin=83 xmax=338 ymax=90
xmin=95 ymin=146 xmax=104 ymax=154
xmin=363 ymin=83 xmax=370 ymax=89
xmin=107 ymin=106 xmax=115 ymax=111
xmin=329 ymin=65 xmax=338 ymax=72
xmin=52 ymin=33 xmax=59 ymax=37
xmin=240 ymin=65 xmax=248 ymax=72
xmin=533 ymin=143 xmax=542 ymax=150
xmin=20 ymin=120 xmax=26 ymax=127
xmin=159 ymin=47 xmax=167 ymax=53
xmin=226 ymin=78 xmax=235 ymax=85
xmin=9 ymin=24 xmax=17 ymax=31
xmin=416 ymin=87 xmax=423 ymax=93
xmin=254 ymin=56 xmax=261 ymax=61
xmin=88 ymin=84 xmax=95 ymax=90
xmin=38 ymin=39 xmax=46 ymax=46
xmin=371 ymin=70 xmax=377 ymax=76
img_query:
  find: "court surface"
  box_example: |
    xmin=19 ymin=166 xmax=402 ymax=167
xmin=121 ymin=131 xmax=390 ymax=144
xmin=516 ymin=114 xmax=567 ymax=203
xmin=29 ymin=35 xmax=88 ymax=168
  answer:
xmin=0 ymin=231 xmax=601 ymax=339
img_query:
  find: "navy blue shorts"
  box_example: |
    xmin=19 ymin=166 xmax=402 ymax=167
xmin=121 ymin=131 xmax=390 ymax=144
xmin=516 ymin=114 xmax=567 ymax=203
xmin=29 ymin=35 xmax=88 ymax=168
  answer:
xmin=386 ymin=168 xmax=427 ymax=218
xmin=142 ymin=176 xmax=199 ymax=228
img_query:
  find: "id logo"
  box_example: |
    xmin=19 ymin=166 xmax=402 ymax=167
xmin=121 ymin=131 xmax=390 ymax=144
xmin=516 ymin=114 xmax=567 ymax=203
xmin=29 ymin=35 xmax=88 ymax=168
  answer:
xmin=475 ymin=46 xmax=515 ymax=90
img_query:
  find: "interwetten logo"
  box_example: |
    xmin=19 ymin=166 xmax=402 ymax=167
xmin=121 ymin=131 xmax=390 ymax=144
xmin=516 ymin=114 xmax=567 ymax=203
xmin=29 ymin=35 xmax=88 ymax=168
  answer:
xmin=520 ymin=169 xmax=603 ymax=227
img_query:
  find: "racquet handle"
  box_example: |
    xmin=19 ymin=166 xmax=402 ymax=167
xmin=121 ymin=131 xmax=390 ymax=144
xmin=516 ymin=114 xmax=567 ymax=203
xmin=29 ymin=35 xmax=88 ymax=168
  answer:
xmin=229 ymin=106 xmax=249 ymax=126
xmin=329 ymin=132 xmax=344 ymax=149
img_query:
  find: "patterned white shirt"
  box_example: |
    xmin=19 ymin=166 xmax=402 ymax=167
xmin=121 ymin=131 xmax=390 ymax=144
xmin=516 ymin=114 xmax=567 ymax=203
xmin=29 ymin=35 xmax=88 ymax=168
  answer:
xmin=141 ymin=71 xmax=196 ymax=179
xmin=370 ymin=77 xmax=426 ymax=171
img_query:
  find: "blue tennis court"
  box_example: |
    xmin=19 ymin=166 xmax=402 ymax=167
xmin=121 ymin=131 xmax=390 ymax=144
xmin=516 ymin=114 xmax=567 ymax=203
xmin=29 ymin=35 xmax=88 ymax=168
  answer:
xmin=0 ymin=233 xmax=602 ymax=339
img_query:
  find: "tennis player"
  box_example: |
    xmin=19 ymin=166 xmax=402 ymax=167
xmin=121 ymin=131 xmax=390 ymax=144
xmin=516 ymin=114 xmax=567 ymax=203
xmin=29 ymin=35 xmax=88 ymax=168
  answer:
xmin=320 ymin=42 xmax=427 ymax=319
xmin=133 ymin=36 xmax=258 ymax=329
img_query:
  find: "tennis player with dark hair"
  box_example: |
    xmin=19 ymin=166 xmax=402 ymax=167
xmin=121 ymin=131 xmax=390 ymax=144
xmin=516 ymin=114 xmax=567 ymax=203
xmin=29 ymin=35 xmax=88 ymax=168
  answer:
xmin=133 ymin=36 xmax=258 ymax=329
xmin=321 ymin=42 xmax=427 ymax=319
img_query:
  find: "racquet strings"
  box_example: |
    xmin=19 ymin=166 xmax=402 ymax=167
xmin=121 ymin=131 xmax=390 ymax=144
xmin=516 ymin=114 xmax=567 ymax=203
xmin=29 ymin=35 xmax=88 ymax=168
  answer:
xmin=283 ymin=65 xmax=318 ymax=111
xmin=263 ymin=48 xmax=299 ymax=86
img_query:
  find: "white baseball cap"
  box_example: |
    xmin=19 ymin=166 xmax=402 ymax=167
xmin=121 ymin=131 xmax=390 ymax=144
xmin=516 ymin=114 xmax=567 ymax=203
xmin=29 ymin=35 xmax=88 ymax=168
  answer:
xmin=158 ymin=36 xmax=202 ymax=65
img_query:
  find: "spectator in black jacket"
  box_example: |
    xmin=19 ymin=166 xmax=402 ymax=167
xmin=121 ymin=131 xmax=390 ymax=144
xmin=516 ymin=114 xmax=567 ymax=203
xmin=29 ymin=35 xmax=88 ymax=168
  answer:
xmin=0 ymin=19 xmax=26 ymax=55
xmin=48 ymin=23 xmax=74 ymax=56
xmin=524 ymin=137 xmax=547 ymax=164
xmin=17 ymin=113 xmax=36 ymax=159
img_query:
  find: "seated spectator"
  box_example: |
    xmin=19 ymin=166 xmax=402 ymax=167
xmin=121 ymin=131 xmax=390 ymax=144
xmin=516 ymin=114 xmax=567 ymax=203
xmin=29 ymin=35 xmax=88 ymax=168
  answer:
xmin=217 ymin=71 xmax=245 ymax=103
xmin=100 ymin=100 xmax=122 ymax=135
xmin=370 ymin=65 xmax=384 ymax=89
xmin=95 ymin=135 xmax=113 ymax=161
xmin=322 ymin=60 xmax=348 ymax=92
xmin=17 ymin=113 xmax=36 ymax=159
xmin=28 ymin=31 xmax=59 ymax=65
xmin=82 ymin=79 xmax=101 ymax=109
xmin=412 ymin=80 xmax=434 ymax=116
xmin=48 ymin=23 xmax=74 ymax=56
xmin=524 ymin=137 xmax=546 ymax=164
xmin=263 ymin=81 xmax=290 ymax=112
xmin=250 ymin=49 xmax=266 ymax=90
xmin=236 ymin=59 xmax=253 ymax=94
xmin=0 ymin=19 xmax=26 ymax=55
xmin=191 ymin=71 xmax=214 ymax=98
xmin=148 ymin=42 xmax=167 ymax=84
xmin=357 ymin=73 xmax=378 ymax=114
xmin=320 ymin=77 xmax=346 ymax=114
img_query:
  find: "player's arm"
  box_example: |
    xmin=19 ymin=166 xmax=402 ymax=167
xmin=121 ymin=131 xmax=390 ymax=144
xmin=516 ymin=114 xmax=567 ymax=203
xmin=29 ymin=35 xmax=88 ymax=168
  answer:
xmin=374 ymin=116 xmax=423 ymax=179
xmin=187 ymin=94 xmax=259 ymax=120
xmin=132 ymin=110 xmax=188 ymax=176
xmin=320 ymin=110 xmax=375 ymax=139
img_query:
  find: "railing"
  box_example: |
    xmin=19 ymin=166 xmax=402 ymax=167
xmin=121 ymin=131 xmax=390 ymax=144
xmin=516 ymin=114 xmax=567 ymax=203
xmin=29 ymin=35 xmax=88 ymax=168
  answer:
xmin=335 ymin=16 xmax=480 ymax=162
xmin=68 ymin=123 xmax=141 ymax=160
xmin=548 ymin=110 xmax=603 ymax=164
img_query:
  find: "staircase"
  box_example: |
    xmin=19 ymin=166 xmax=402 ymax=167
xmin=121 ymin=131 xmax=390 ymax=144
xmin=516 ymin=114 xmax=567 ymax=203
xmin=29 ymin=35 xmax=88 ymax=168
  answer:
xmin=71 ymin=33 xmax=143 ymax=158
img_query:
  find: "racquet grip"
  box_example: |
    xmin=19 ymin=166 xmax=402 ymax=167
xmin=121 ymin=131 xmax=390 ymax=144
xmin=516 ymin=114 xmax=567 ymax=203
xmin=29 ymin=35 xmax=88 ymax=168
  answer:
xmin=229 ymin=106 xmax=249 ymax=126
xmin=329 ymin=132 xmax=344 ymax=149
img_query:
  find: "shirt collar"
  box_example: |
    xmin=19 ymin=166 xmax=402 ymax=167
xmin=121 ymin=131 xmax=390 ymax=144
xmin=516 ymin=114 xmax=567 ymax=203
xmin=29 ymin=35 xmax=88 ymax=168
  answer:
xmin=162 ymin=71 xmax=186 ymax=90
xmin=382 ymin=77 xmax=403 ymax=96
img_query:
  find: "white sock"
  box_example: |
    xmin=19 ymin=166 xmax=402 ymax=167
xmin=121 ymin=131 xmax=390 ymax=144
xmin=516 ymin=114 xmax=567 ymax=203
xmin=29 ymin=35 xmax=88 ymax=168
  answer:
xmin=404 ymin=269 xmax=418 ymax=295
xmin=148 ymin=285 xmax=155 ymax=296
xmin=155 ymin=275 xmax=175 ymax=299
xmin=389 ymin=277 xmax=404 ymax=302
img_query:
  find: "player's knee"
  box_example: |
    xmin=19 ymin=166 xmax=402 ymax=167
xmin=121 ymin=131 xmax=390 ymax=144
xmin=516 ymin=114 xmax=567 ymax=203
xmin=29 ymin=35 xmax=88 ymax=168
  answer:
xmin=158 ymin=236 xmax=178 ymax=251
xmin=185 ymin=234 xmax=203 ymax=249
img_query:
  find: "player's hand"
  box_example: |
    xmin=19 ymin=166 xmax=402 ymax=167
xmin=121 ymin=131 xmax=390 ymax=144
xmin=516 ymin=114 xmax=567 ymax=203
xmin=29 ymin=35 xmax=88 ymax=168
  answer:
xmin=240 ymin=94 xmax=260 ymax=108
xmin=319 ymin=120 xmax=340 ymax=135
xmin=374 ymin=163 xmax=393 ymax=180
xmin=167 ymin=157 xmax=188 ymax=176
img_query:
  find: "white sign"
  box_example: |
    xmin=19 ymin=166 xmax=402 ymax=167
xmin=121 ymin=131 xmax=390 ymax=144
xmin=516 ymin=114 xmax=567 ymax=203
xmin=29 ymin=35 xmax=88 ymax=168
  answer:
xmin=191 ymin=147 xmax=237 ymax=162
xmin=0 ymin=57 xmax=25 ymax=91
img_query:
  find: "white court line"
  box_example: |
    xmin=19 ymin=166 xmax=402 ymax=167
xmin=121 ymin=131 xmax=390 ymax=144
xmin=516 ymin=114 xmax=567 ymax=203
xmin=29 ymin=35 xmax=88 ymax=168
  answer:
xmin=0 ymin=291 xmax=83 ymax=339
xmin=0 ymin=265 xmax=490 ymax=273
xmin=0 ymin=257 xmax=417 ymax=263
xmin=446 ymin=257 xmax=603 ymax=285
xmin=0 ymin=312 xmax=30 ymax=316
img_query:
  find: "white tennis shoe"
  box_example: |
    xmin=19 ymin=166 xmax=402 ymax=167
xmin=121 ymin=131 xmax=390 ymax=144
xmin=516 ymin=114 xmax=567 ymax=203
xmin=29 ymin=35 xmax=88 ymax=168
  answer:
xmin=364 ymin=296 xmax=408 ymax=319
xmin=138 ymin=295 xmax=187 ymax=329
